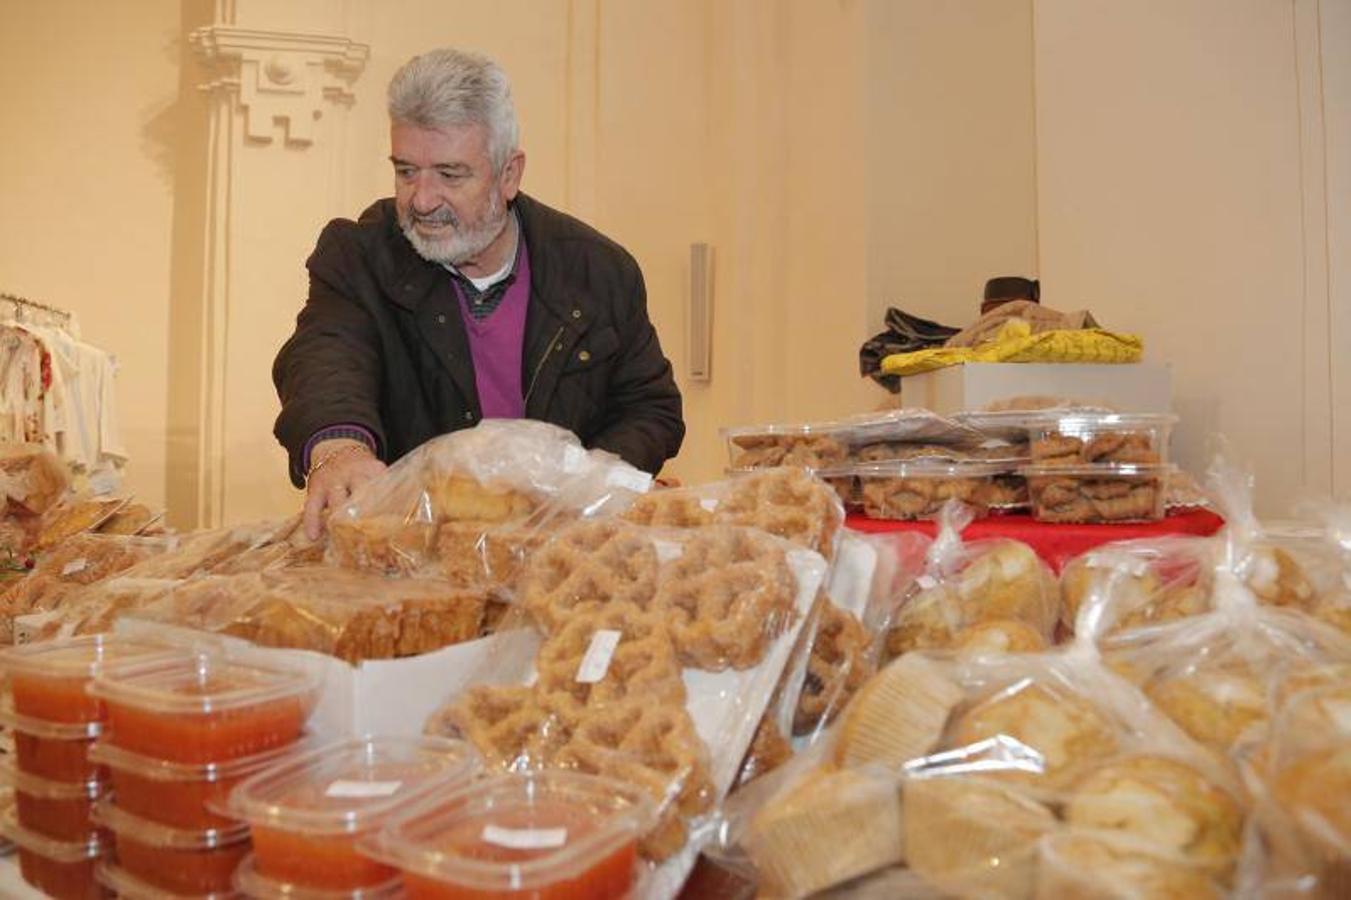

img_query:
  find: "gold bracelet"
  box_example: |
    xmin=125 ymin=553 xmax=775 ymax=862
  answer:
xmin=305 ymin=443 xmax=373 ymax=486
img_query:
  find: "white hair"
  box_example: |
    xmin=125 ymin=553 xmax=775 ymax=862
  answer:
xmin=387 ymin=48 xmax=520 ymax=173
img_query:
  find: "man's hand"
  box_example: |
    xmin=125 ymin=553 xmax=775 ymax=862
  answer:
xmin=303 ymin=439 xmax=387 ymax=540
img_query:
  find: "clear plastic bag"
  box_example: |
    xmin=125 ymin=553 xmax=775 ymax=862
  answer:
xmin=882 ymin=504 xmax=1060 ymax=660
xmin=114 ymin=518 xmax=306 ymax=581
xmin=0 ymin=443 xmax=70 ymax=516
xmin=125 ymin=567 xmax=492 ymax=663
xmin=326 ymin=421 xmax=651 ymax=584
xmin=423 ymin=519 xmax=828 ymax=870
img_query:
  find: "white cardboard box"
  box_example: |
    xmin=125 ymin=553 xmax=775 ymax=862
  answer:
xmin=901 ymin=362 xmax=1172 ymax=414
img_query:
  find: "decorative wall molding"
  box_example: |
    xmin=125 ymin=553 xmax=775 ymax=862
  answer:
xmin=190 ymin=26 xmax=369 ymax=146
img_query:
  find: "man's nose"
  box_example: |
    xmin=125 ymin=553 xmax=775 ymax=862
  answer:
xmin=410 ymin=175 xmax=441 ymax=215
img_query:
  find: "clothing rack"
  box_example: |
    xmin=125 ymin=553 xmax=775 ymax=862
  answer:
xmin=0 ymin=291 xmax=73 ymax=322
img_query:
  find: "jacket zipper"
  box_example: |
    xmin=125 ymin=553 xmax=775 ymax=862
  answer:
xmin=524 ymin=325 xmax=566 ymax=406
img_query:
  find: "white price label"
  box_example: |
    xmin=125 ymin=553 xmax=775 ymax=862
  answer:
xmin=482 ymin=825 xmax=568 ymax=850
xmin=575 ymin=629 xmax=622 ymax=684
xmin=699 ymin=498 xmax=719 ymax=513
xmin=606 ymin=469 xmax=653 ymax=493
xmin=61 ymin=559 xmax=89 ymax=577
xmin=325 ymin=780 xmax=404 ymax=799
xmin=13 ymin=612 xmax=61 ymax=645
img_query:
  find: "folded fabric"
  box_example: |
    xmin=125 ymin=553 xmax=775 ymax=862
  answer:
xmin=880 ymin=319 xmax=1142 ymax=377
xmin=859 ymin=307 xmax=962 ymax=392
xmin=945 ymin=300 xmax=1099 ymax=348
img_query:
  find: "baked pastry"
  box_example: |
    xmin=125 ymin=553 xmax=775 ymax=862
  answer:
xmin=955 ymin=541 xmax=1059 ymax=635
xmin=554 ymin=696 xmax=714 ymax=860
xmin=436 ymin=520 xmax=546 ymax=589
xmin=833 ymin=652 xmax=963 ymax=770
xmin=794 ymin=599 xmax=875 ymax=734
xmin=428 ymin=474 xmax=535 ymax=523
xmin=519 ymin=520 xmax=660 ymax=632
xmin=747 ymin=768 xmax=903 ymax=897
xmin=948 ymin=681 xmax=1119 ymax=789
xmin=1145 ymin=665 xmax=1268 ymax=752
xmin=1027 ymin=471 xmax=1163 ymax=523
xmin=35 ymin=498 xmax=127 ymax=550
xmin=954 ymin=618 xmax=1048 ymax=654
xmin=622 ymin=491 xmax=716 ymax=528
xmin=1272 ymin=746 xmax=1351 ymax=896
xmin=0 ymin=444 xmax=69 ymax=515
xmin=884 ymin=583 xmax=960 ymax=658
xmin=1036 ymin=832 xmax=1225 ymax=899
xmin=1066 ymin=755 xmax=1244 ymax=875
xmin=427 ymin=684 xmax=566 ymax=771
xmin=1246 ymin=546 xmax=1317 ymax=610
xmin=1032 ymin=431 xmax=1161 ymax=466
xmin=854 ymin=443 xmax=969 ymax=462
xmin=730 ymin=433 xmax=848 ymax=470
xmin=736 ymin=716 xmax=795 ymax=786
xmin=328 ymin=514 xmax=437 ymax=575
xmin=904 ymin=775 xmax=1056 ymax=898
xmin=718 ymin=466 xmax=841 ymax=560
xmin=97 ymin=503 xmax=160 ymax=536
xmin=859 ymin=471 xmax=988 ymax=520
xmin=654 ymin=525 xmax=796 ymax=670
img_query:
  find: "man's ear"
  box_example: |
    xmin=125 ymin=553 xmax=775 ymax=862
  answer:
xmin=499 ymin=149 xmax=526 ymax=201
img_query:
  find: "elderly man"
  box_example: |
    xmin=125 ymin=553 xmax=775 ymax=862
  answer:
xmin=273 ymin=48 xmax=684 ymax=538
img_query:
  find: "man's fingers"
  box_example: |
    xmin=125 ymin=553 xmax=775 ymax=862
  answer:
xmin=302 ymin=484 xmax=328 ymax=541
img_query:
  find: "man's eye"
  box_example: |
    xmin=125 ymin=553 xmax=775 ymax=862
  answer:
xmin=394 ymin=167 xmax=415 ymax=178
xmin=439 ymin=171 xmax=464 ymax=181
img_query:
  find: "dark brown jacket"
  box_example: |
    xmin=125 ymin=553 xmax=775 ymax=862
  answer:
xmin=273 ymin=193 xmax=684 ymax=485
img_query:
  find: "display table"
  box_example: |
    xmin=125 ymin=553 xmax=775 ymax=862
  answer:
xmin=845 ymin=508 xmax=1225 ymax=572
xmin=0 ymin=853 xmax=50 ymax=899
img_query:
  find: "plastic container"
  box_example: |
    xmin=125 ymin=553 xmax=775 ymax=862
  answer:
xmin=3 ymin=759 xmax=107 ymax=841
xmin=0 ymin=703 xmax=105 ymax=782
xmin=837 ymin=460 xmax=1009 ymax=521
xmin=233 ymin=854 xmax=404 ymax=900
xmin=92 ymin=799 xmax=250 ymax=895
xmin=90 ymin=740 xmax=309 ymax=830
xmin=721 ymin=410 xmax=984 ymax=469
xmin=1026 ymin=413 xmax=1176 ymax=467
xmin=98 ymin=863 xmax=243 ymax=899
xmin=1023 ymin=464 xmax=1172 ymax=523
xmin=0 ymin=806 xmax=109 ymax=899
xmin=360 ymin=771 xmax=653 ymax=900
xmin=0 ymin=634 xmax=182 ymax=724
xmin=227 ymin=736 xmax=479 ymax=892
xmin=88 ymin=653 xmax=319 ymax=763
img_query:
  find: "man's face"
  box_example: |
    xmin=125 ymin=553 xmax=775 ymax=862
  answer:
xmin=390 ymin=121 xmax=523 ymax=268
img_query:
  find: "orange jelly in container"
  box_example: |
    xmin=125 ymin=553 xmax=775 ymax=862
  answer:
xmin=88 ymin=652 xmax=320 ymax=763
xmin=89 ymin=739 xmax=307 ymax=831
xmin=0 ymin=633 xmax=183 ymax=724
xmin=92 ymin=798 xmax=250 ymax=895
xmin=97 ymin=862 xmax=244 ymax=899
xmin=226 ymin=735 xmax=480 ymax=893
xmin=3 ymin=758 xmax=109 ymax=842
xmin=1 ymin=803 xmax=110 ymax=899
xmin=360 ymin=771 xmax=653 ymax=900
xmin=0 ymin=703 xmax=106 ymax=783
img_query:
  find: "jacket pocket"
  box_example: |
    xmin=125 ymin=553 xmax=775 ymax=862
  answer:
xmin=560 ymin=325 xmax=620 ymax=374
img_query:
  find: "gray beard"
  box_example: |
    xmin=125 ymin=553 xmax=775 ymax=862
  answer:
xmin=400 ymin=196 xmax=507 ymax=267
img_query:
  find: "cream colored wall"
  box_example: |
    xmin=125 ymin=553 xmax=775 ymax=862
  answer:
xmin=1033 ymin=0 xmax=1343 ymax=514
xmin=0 ymin=0 xmax=181 ymax=510
xmin=865 ymin=0 xmax=1040 ymax=337
xmin=1322 ymin=0 xmax=1351 ymax=497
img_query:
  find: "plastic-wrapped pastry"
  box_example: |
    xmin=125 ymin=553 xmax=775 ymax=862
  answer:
xmin=954 ymin=619 xmax=1048 ymax=654
xmin=832 ymin=653 xmax=963 ymax=770
xmin=1036 ymin=831 xmax=1225 ymax=899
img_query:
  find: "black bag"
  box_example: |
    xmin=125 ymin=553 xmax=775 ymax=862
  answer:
xmin=858 ymin=307 xmax=960 ymax=392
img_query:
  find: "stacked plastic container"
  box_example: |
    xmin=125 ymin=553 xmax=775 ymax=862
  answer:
xmin=0 ymin=634 xmax=183 ymax=899
xmin=359 ymin=771 xmax=653 ymax=900
xmin=224 ymin=736 xmax=480 ymax=899
xmin=1020 ymin=413 xmax=1177 ymax=523
xmin=85 ymin=651 xmax=321 ymax=899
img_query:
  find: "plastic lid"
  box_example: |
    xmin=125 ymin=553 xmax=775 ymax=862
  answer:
xmin=227 ymin=736 xmax=480 ymax=836
xmin=360 ymin=771 xmax=652 ymax=892
xmin=89 ymin=737 xmax=313 ymax=784
xmin=0 ymin=758 xmax=105 ymax=800
xmin=0 ymin=806 xmax=106 ymax=862
xmin=92 ymin=798 xmax=250 ymax=850
xmin=821 ymin=460 xmax=1013 ymax=479
xmin=720 ymin=409 xmax=984 ymax=445
xmin=233 ymin=854 xmax=403 ymax=900
xmin=1021 ymin=463 xmax=1175 ymax=478
xmin=0 ymin=633 xmax=184 ymax=682
xmin=99 ymin=863 xmax=242 ymax=900
xmin=0 ymin=700 xmax=103 ymax=739
xmin=88 ymin=651 xmax=320 ymax=717
xmin=1026 ymin=412 xmax=1178 ymax=429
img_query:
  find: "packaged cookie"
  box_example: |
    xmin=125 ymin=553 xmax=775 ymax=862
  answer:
xmin=327 ymin=420 xmax=651 ymax=582
xmin=423 ymin=518 xmax=828 ymax=881
xmin=721 ymin=409 xmax=983 ymax=471
xmin=1027 ymin=412 xmax=1176 ymax=467
xmin=1059 ymin=535 xmax=1216 ymax=638
xmin=845 ymin=459 xmax=1009 ymax=521
xmin=1024 ymin=463 xmax=1171 ymax=523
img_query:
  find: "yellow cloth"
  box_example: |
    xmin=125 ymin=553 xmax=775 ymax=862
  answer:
xmin=880 ymin=319 xmax=1143 ymax=377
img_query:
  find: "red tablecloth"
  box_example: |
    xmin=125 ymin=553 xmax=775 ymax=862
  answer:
xmin=845 ymin=508 xmax=1225 ymax=572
